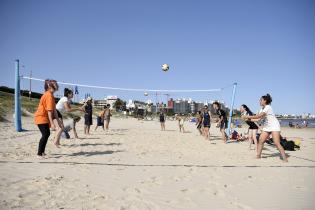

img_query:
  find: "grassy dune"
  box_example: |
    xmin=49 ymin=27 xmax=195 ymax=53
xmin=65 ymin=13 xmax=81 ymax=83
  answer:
xmin=0 ymin=91 xmax=86 ymax=122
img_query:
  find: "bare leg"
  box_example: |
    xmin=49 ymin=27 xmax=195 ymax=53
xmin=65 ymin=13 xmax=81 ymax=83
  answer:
xmin=53 ymin=119 xmax=63 ymax=146
xmin=95 ymin=125 xmax=98 ymax=131
xmin=248 ymin=129 xmax=253 ymax=150
xmin=271 ymin=131 xmax=288 ymax=162
xmin=87 ymin=126 xmax=90 ymax=134
xmin=204 ymin=127 xmax=209 ymax=140
xmin=105 ymin=121 xmax=109 ymax=131
xmin=84 ymin=125 xmax=87 ymax=134
xmin=256 ymin=131 xmax=270 ymax=158
xmin=221 ymin=129 xmax=227 ymax=143
xmin=252 ymin=129 xmax=258 ymax=151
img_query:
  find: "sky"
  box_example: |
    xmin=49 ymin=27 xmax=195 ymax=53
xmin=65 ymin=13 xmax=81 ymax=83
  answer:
xmin=0 ymin=0 xmax=314 ymax=114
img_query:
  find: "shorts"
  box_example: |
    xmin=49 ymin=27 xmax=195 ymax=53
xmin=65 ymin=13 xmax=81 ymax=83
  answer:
xmin=249 ymin=125 xmax=258 ymax=130
xmin=53 ymin=110 xmax=63 ymax=120
xmin=203 ymin=122 xmax=211 ymax=128
xmin=220 ymin=121 xmax=228 ymax=130
xmin=160 ymin=119 xmax=165 ymax=123
xmin=84 ymin=114 xmax=93 ymax=126
xmin=96 ymin=116 xmax=104 ymax=126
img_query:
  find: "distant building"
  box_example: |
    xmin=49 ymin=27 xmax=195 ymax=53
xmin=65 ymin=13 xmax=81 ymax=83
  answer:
xmin=93 ymin=95 xmax=118 ymax=109
xmin=173 ymin=99 xmax=191 ymax=114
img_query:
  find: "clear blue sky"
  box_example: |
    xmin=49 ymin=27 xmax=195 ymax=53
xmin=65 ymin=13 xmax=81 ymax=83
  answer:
xmin=0 ymin=0 xmax=314 ymax=114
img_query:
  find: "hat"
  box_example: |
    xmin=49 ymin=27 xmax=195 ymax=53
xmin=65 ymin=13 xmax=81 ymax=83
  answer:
xmin=87 ymin=97 xmax=92 ymax=101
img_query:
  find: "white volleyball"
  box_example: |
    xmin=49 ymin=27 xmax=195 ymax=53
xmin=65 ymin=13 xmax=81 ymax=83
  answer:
xmin=161 ymin=64 xmax=169 ymax=72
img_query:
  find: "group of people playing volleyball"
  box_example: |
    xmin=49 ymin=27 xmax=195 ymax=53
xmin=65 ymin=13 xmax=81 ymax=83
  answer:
xmin=34 ymin=79 xmax=111 ymax=157
xmin=34 ymin=79 xmax=288 ymax=162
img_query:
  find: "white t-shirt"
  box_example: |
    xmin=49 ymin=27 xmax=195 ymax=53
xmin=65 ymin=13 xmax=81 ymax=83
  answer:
xmin=259 ymin=105 xmax=280 ymax=132
xmin=56 ymin=97 xmax=69 ymax=112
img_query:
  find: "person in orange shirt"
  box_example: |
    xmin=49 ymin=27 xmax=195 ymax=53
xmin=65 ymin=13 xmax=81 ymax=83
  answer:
xmin=34 ymin=79 xmax=63 ymax=157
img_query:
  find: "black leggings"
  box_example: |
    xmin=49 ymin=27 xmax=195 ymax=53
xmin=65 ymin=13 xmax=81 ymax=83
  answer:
xmin=38 ymin=124 xmax=50 ymax=156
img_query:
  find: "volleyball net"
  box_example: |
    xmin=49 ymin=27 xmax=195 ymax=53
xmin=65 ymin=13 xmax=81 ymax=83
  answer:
xmin=14 ymin=60 xmax=237 ymax=135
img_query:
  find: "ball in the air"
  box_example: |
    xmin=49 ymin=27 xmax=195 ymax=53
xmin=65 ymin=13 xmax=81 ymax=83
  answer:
xmin=144 ymin=92 xmax=148 ymax=96
xmin=161 ymin=64 xmax=169 ymax=72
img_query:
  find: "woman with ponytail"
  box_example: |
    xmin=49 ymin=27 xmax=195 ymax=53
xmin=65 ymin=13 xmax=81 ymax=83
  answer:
xmin=34 ymin=79 xmax=64 ymax=157
xmin=54 ymin=88 xmax=84 ymax=145
xmin=240 ymin=104 xmax=258 ymax=150
xmin=242 ymin=94 xmax=288 ymax=162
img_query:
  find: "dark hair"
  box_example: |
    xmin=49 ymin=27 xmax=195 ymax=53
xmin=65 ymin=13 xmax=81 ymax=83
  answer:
xmin=213 ymin=101 xmax=220 ymax=108
xmin=261 ymin=94 xmax=272 ymax=105
xmin=197 ymin=111 xmax=201 ymax=114
xmin=64 ymin=88 xmax=73 ymax=97
xmin=103 ymin=105 xmax=107 ymax=109
xmin=73 ymin=116 xmax=81 ymax=122
xmin=44 ymin=79 xmax=58 ymax=91
xmin=241 ymin=104 xmax=253 ymax=116
xmin=106 ymin=104 xmax=110 ymax=107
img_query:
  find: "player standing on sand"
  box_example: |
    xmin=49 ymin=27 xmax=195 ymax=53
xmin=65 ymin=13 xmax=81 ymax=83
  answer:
xmin=242 ymin=94 xmax=288 ymax=162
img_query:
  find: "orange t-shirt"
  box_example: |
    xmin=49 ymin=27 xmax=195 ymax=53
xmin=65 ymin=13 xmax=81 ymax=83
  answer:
xmin=34 ymin=91 xmax=56 ymax=125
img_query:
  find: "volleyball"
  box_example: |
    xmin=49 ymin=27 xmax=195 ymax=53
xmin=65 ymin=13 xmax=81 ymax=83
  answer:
xmin=161 ymin=64 xmax=169 ymax=72
xmin=144 ymin=92 xmax=148 ymax=96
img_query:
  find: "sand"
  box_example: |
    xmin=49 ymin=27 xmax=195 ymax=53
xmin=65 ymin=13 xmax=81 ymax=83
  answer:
xmin=0 ymin=116 xmax=315 ymax=210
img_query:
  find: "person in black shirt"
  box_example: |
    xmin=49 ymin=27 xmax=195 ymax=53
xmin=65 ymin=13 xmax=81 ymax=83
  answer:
xmin=213 ymin=102 xmax=228 ymax=143
xmin=83 ymin=97 xmax=93 ymax=135
xmin=159 ymin=109 xmax=166 ymax=131
xmin=240 ymin=104 xmax=259 ymax=150
xmin=202 ymin=105 xmax=212 ymax=140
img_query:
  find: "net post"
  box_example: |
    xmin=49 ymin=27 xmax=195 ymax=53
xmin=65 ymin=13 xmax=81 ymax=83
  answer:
xmin=15 ymin=59 xmax=22 ymax=132
xmin=227 ymin=82 xmax=237 ymax=137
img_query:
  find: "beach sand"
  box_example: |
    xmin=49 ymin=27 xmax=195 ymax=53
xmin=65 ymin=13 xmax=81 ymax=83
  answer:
xmin=1 ymin=116 xmax=315 ymax=210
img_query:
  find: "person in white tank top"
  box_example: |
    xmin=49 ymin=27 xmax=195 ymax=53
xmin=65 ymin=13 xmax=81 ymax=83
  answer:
xmin=242 ymin=94 xmax=288 ymax=162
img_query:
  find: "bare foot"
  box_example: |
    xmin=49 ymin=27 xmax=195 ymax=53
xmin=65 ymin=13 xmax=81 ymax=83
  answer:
xmin=53 ymin=142 xmax=61 ymax=148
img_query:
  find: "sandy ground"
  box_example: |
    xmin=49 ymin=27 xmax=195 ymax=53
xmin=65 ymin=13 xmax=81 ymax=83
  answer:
xmin=0 ymin=116 xmax=315 ymax=210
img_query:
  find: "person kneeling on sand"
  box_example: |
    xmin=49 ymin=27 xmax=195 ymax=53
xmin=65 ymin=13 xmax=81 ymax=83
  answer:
xmin=62 ymin=116 xmax=81 ymax=139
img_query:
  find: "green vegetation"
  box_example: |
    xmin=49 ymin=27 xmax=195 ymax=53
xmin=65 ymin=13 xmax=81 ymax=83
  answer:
xmin=0 ymin=91 xmax=83 ymax=121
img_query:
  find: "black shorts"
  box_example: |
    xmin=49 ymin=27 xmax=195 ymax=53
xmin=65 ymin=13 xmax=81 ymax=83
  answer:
xmin=96 ymin=116 xmax=104 ymax=126
xmin=248 ymin=122 xmax=258 ymax=130
xmin=84 ymin=114 xmax=93 ymax=126
xmin=203 ymin=123 xmax=211 ymax=128
xmin=249 ymin=125 xmax=258 ymax=130
xmin=220 ymin=121 xmax=228 ymax=130
xmin=52 ymin=110 xmax=63 ymax=120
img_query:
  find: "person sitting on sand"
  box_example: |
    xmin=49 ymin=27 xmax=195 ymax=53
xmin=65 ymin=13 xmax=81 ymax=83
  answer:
xmin=63 ymin=116 xmax=81 ymax=139
xmin=34 ymin=79 xmax=64 ymax=157
xmin=95 ymin=105 xmax=106 ymax=131
xmin=242 ymin=94 xmax=288 ymax=162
